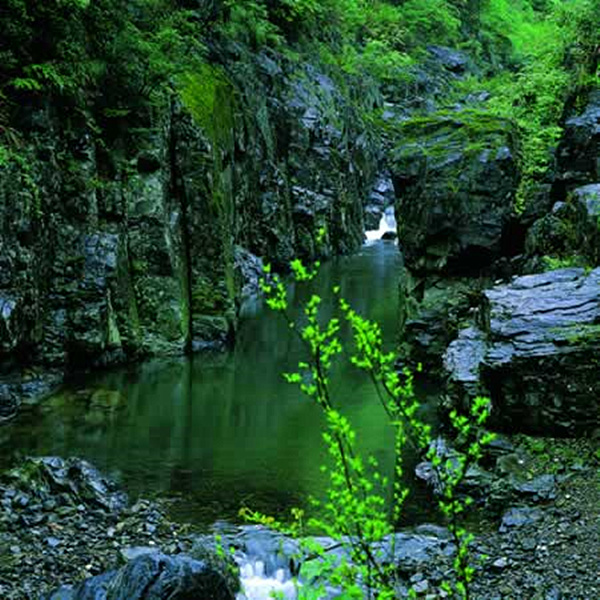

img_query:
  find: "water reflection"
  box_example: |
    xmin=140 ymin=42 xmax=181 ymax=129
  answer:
xmin=0 ymin=242 xmax=437 ymax=526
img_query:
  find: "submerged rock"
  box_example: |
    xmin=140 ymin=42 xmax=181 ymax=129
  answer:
xmin=444 ymin=268 xmax=600 ymax=434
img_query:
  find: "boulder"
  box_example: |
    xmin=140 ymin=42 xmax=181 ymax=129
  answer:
xmin=3 ymin=456 xmax=127 ymax=513
xmin=392 ymin=110 xmax=519 ymax=275
xmin=444 ymin=268 xmax=600 ymax=434
xmin=45 ymin=553 xmax=236 ymax=600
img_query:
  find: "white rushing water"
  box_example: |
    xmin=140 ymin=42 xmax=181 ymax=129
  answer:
xmin=237 ymin=560 xmax=298 ymax=600
xmin=365 ymin=206 xmax=397 ymax=242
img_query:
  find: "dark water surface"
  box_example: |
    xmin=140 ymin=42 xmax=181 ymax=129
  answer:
xmin=0 ymin=241 xmax=438 ymax=527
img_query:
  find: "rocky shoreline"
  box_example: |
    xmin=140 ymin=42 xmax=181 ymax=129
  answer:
xmin=0 ymin=438 xmax=598 ymax=599
xmin=0 ymin=457 xmax=216 ymax=599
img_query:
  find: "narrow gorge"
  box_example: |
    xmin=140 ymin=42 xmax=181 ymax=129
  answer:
xmin=1 ymin=1 xmax=600 ymax=599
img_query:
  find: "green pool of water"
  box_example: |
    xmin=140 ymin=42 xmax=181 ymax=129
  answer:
xmin=0 ymin=242 xmax=439 ymax=527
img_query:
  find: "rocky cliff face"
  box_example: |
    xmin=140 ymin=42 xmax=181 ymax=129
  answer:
xmin=0 ymin=50 xmax=380 ymax=417
xmin=391 ymin=79 xmax=600 ymax=435
xmin=391 ymin=108 xmax=521 ymax=370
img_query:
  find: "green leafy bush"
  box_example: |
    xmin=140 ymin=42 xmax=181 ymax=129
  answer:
xmin=449 ymin=0 xmax=600 ymax=213
xmin=251 ymin=253 xmax=495 ymax=598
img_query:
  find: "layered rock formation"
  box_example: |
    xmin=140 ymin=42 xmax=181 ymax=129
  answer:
xmin=444 ymin=268 xmax=600 ymax=434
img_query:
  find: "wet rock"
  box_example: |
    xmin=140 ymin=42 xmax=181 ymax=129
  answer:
xmin=234 ymin=246 xmax=264 ymax=301
xmin=46 ymin=553 xmax=235 ymax=600
xmin=104 ymin=553 xmax=234 ymax=600
xmin=364 ymin=204 xmax=384 ymax=230
xmin=398 ymin=272 xmax=484 ymax=372
xmin=0 ymin=48 xmax=380 ymax=416
xmin=444 ymin=268 xmax=600 ymax=434
xmin=513 ymin=475 xmax=557 ymax=502
xmin=3 ymin=456 xmax=127 ymax=513
xmin=0 ymin=454 xmax=231 ymax=598
xmin=204 ymin=525 xmax=300 ymax=579
xmin=364 ymin=173 xmax=395 ymax=229
xmin=119 ymin=546 xmax=160 ymax=563
xmin=441 ymin=326 xmax=487 ymax=391
xmin=369 ymin=173 xmax=395 ymax=208
xmin=490 ymin=556 xmax=508 ymax=571
xmin=380 ymin=531 xmax=454 ymax=574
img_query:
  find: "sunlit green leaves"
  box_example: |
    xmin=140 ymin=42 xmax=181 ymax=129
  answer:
xmin=258 ymin=255 xmax=497 ymax=598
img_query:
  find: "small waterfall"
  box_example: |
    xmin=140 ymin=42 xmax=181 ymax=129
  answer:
xmin=237 ymin=560 xmax=297 ymax=600
xmin=210 ymin=525 xmax=299 ymax=600
xmin=365 ymin=206 xmax=397 ymax=242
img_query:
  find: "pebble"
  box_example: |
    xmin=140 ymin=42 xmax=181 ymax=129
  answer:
xmin=491 ymin=557 xmax=509 ymax=571
xmin=46 ymin=536 xmax=61 ymax=548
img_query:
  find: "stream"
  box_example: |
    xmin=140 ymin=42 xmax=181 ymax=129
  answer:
xmin=0 ymin=239 xmax=440 ymax=598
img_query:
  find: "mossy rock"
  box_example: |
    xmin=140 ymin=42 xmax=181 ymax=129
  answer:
xmin=392 ymin=109 xmax=519 ymax=275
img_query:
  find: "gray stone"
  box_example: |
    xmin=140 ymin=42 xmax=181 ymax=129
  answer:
xmin=513 ymin=475 xmax=557 ymax=501
xmin=46 ymin=536 xmax=61 ymax=548
xmin=234 ymin=246 xmax=264 ymax=301
xmin=119 ymin=546 xmax=160 ymax=563
xmin=427 ymin=46 xmax=471 ymax=74
xmin=444 ymin=268 xmax=600 ymax=434
xmin=491 ymin=557 xmax=509 ymax=571
xmin=4 ymin=456 xmax=127 ymax=514
xmin=500 ymin=507 xmax=543 ymax=532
